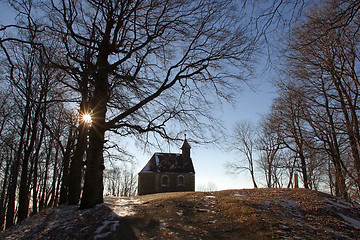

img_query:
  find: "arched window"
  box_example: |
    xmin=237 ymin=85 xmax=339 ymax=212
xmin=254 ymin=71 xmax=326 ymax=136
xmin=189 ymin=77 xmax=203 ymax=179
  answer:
xmin=161 ymin=175 xmax=169 ymax=186
xmin=178 ymin=175 xmax=184 ymax=186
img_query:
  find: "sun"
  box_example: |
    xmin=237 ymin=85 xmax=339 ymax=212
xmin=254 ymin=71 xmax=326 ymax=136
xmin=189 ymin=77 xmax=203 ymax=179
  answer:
xmin=82 ymin=113 xmax=92 ymax=123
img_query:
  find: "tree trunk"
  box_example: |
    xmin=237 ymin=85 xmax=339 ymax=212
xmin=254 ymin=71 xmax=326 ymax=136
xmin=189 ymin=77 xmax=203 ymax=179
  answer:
xmin=59 ymin=127 xmax=74 ymax=204
xmin=32 ymin=117 xmax=46 ymax=215
xmin=68 ymin=100 xmax=88 ymax=205
xmin=80 ymin=47 xmax=109 ymax=208
xmin=48 ymin=146 xmax=59 ymax=207
xmin=250 ymin=169 xmax=258 ymax=188
xmin=5 ymin=103 xmax=30 ymax=229
xmin=18 ymin=100 xmax=43 ymax=222
xmin=68 ymin=126 xmax=86 ymax=205
xmin=80 ymin=122 xmax=106 ymax=209
xmin=299 ymin=151 xmax=309 ymax=189
xmin=39 ymin=140 xmax=52 ymax=211
xmin=0 ymin=156 xmax=11 ymax=230
xmin=332 ymin=74 xmax=360 ymax=191
xmin=80 ymin=98 xmax=107 ymax=209
xmin=54 ymin=167 xmax=63 ymax=206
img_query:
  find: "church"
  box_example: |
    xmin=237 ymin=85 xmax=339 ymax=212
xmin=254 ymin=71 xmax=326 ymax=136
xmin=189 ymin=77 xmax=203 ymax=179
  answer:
xmin=138 ymin=138 xmax=195 ymax=195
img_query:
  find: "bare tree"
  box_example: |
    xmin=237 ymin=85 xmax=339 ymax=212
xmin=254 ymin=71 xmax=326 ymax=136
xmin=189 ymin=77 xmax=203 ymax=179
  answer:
xmin=197 ymin=182 xmax=218 ymax=192
xmin=104 ymin=164 xmax=137 ymax=197
xmin=284 ymin=0 xmax=360 ymax=197
xmin=256 ymin=115 xmax=282 ymax=188
xmin=226 ymin=120 xmax=258 ymax=188
xmin=34 ymin=0 xmax=255 ymax=209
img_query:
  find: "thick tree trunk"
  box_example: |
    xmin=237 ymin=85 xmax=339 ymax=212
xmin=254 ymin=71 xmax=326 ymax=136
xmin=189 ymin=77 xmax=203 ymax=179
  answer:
xmin=80 ymin=124 xmax=106 ymax=209
xmin=80 ymin=47 xmax=109 ymax=209
xmin=80 ymin=87 xmax=107 ymax=208
xmin=333 ymin=159 xmax=347 ymax=199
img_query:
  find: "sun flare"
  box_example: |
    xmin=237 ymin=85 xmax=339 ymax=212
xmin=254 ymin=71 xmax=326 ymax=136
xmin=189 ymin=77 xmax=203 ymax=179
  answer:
xmin=82 ymin=113 xmax=92 ymax=123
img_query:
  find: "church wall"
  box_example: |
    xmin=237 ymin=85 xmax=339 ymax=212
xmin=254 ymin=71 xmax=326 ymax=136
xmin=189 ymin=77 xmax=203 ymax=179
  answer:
xmin=138 ymin=172 xmax=156 ymax=195
xmin=155 ymin=173 xmax=195 ymax=193
xmin=139 ymin=172 xmax=195 ymax=195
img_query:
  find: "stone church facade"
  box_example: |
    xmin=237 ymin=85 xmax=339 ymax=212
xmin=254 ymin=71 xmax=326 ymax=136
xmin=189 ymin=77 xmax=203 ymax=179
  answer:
xmin=138 ymin=138 xmax=195 ymax=195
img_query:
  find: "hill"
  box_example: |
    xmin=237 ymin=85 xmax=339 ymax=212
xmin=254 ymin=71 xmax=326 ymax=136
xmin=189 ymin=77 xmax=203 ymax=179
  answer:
xmin=1 ymin=188 xmax=360 ymax=239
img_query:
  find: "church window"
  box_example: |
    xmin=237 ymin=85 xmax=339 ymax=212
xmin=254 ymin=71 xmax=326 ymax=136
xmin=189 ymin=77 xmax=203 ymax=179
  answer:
xmin=178 ymin=175 xmax=184 ymax=186
xmin=161 ymin=175 xmax=169 ymax=186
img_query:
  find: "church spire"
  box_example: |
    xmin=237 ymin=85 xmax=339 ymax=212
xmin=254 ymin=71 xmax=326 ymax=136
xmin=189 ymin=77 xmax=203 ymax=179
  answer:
xmin=180 ymin=134 xmax=191 ymax=158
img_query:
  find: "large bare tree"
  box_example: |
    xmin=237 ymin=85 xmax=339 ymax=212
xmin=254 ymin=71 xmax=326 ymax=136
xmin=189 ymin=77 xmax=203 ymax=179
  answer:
xmin=38 ymin=0 xmax=255 ymax=208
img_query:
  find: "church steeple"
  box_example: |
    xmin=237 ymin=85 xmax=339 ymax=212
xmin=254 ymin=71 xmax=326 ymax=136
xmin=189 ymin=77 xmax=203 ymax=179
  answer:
xmin=180 ymin=135 xmax=191 ymax=158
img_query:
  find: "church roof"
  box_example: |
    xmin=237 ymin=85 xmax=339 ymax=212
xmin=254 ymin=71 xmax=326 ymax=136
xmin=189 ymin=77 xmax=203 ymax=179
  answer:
xmin=140 ymin=152 xmax=195 ymax=173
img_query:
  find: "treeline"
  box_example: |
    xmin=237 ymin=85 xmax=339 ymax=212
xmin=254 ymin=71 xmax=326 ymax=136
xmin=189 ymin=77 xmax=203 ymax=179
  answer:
xmin=228 ymin=0 xmax=360 ymax=201
xmin=0 ymin=2 xmax=135 ymax=230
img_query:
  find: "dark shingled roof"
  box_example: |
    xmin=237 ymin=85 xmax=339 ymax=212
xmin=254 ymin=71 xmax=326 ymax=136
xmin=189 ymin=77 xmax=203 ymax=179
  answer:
xmin=140 ymin=152 xmax=195 ymax=173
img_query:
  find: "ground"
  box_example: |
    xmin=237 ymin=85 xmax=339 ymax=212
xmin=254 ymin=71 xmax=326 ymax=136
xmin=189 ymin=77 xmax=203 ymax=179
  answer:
xmin=1 ymin=188 xmax=360 ymax=239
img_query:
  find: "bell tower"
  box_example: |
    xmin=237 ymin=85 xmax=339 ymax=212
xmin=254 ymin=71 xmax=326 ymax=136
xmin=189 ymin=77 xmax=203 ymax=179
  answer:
xmin=180 ymin=135 xmax=191 ymax=159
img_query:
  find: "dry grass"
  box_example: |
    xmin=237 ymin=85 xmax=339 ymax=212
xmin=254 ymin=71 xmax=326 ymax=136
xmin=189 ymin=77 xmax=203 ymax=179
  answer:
xmin=1 ymin=188 xmax=360 ymax=239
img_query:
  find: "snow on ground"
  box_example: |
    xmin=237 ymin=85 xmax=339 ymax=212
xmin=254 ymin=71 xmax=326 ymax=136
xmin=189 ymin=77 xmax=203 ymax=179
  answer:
xmin=106 ymin=196 xmax=143 ymax=217
xmin=1 ymin=196 xmax=144 ymax=240
xmin=94 ymin=220 xmax=119 ymax=239
xmin=203 ymin=195 xmax=216 ymax=200
xmin=339 ymin=214 xmax=360 ymax=229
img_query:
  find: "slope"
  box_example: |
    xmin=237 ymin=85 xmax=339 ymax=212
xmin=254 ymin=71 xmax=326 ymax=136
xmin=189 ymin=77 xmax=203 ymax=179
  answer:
xmin=1 ymin=188 xmax=360 ymax=239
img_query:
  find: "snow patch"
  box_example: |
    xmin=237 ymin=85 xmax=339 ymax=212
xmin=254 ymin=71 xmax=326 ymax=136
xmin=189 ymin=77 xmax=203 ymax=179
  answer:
xmin=339 ymin=214 xmax=360 ymax=229
xmin=112 ymin=206 xmax=136 ymax=217
xmin=261 ymin=201 xmax=270 ymax=210
xmin=234 ymin=192 xmax=244 ymax=197
xmin=197 ymin=208 xmax=210 ymax=212
xmin=159 ymin=220 xmax=168 ymax=229
xmin=281 ymin=200 xmax=303 ymax=218
xmin=108 ymin=197 xmax=143 ymax=217
xmin=204 ymin=196 xmax=216 ymax=200
xmin=327 ymin=200 xmax=352 ymax=210
xmin=94 ymin=220 xmax=119 ymax=240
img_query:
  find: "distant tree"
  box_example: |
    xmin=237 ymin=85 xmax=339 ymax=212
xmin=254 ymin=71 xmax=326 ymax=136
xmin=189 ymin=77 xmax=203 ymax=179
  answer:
xmin=104 ymin=164 xmax=137 ymax=197
xmin=270 ymin=85 xmax=312 ymax=189
xmin=256 ymin=115 xmax=282 ymax=188
xmin=197 ymin=182 xmax=218 ymax=192
xmin=226 ymin=120 xmax=258 ymax=188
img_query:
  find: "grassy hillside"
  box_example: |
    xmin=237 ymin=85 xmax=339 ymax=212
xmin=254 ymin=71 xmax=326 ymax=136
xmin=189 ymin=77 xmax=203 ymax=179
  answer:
xmin=1 ymin=188 xmax=360 ymax=239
